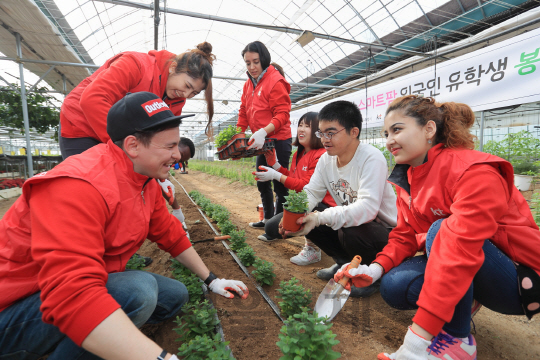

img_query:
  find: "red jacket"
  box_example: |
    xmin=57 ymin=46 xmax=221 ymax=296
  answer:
xmin=279 ymin=147 xmax=335 ymax=207
xmin=0 ymin=142 xmax=191 ymax=345
xmin=376 ymin=144 xmax=540 ymax=336
xmin=237 ymin=65 xmax=292 ymax=140
xmin=61 ymin=50 xmax=185 ymax=142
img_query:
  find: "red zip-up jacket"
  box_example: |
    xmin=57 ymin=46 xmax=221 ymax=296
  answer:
xmin=237 ymin=65 xmax=292 ymax=140
xmin=0 ymin=142 xmax=191 ymax=345
xmin=375 ymin=144 xmax=540 ymax=336
xmin=278 ymin=147 xmax=335 ymax=207
xmin=61 ymin=50 xmax=186 ymax=143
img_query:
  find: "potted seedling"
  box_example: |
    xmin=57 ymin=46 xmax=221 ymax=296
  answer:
xmin=282 ymin=189 xmax=309 ymax=232
xmin=214 ymin=124 xmax=244 ymax=151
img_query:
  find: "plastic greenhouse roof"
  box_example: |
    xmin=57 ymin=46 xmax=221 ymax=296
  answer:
xmin=0 ymin=0 xmax=538 ymax=148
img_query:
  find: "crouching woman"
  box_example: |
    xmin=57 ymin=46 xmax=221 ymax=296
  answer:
xmin=335 ymin=95 xmax=540 ymax=360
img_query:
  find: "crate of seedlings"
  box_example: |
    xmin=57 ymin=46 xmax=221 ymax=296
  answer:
xmin=217 ymin=137 xmax=276 ymax=160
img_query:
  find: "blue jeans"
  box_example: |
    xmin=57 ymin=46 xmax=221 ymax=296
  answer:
xmin=380 ymin=219 xmax=523 ymax=338
xmin=0 ymin=270 xmax=188 ymax=359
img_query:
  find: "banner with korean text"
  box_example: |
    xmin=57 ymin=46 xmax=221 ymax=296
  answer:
xmin=290 ymin=26 xmax=540 ymax=135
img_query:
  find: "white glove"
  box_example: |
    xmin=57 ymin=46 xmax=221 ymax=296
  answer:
xmin=254 ymin=166 xmax=282 ymax=182
xmin=248 ymin=128 xmax=267 ymax=150
xmin=158 ymin=179 xmax=175 ymax=195
xmin=378 ymin=327 xmax=431 ymax=360
xmin=172 ymin=208 xmax=185 ymax=223
xmin=286 ymin=212 xmax=320 ymax=237
xmin=208 ymin=278 xmax=249 ymax=299
xmin=334 ymin=262 xmax=383 ymax=289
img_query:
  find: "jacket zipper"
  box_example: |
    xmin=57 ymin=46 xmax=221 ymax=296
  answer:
xmin=141 ymin=178 xmax=152 ymax=205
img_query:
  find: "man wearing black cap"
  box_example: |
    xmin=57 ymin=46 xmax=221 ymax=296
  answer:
xmin=0 ymin=92 xmax=248 ymax=360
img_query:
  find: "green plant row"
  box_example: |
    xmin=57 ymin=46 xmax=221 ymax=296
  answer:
xmin=189 ymin=159 xmax=257 ymax=186
xmin=188 ymin=190 xmax=277 ymax=286
xmin=188 ymin=190 xmax=339 ymax=359
xmin=170 ymin=255 xmax=232 ymax=358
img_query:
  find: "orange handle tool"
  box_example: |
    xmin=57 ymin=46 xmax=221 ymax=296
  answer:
xmin=337 ymin=255 xmax=362 ymax=288
xmin=192 ymin=235 xmax=231 ymax=244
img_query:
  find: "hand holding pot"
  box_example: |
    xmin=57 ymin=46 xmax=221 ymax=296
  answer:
xmin=208 ymin=278 xmax=249 ymax=299
xmin=253 ymin=166 xmax=281 ymax=182
xmin=333 ymin=263 xmax=383 ymax=291
xmin=248 ymin=128 xmax=267 ymax=150
xmin=264 ymin=149 xmax=281 ymax=170
xmin=283 ymin=211 xmax=320 ymax=237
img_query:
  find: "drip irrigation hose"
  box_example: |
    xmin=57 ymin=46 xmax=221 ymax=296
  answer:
xmin=172 ymin=177 xmax=284 ymax=323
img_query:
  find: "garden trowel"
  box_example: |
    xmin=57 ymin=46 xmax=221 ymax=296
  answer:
xmin=314 ymin=255 xmax=362 ymax=321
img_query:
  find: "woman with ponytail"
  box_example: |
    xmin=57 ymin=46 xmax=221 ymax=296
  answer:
xmin=60 ymin=42 xmax=215 ymax=158
xmin=237 ymin=41 xmax=292 ymax=228
xmin=333 ymin=95 xmax=540 ymax=360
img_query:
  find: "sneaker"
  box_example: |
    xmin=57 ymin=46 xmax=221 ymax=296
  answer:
xmin=290 ymin=246 xmax=321 ymax=265
xmin=427 ymin=331 xmax=477 ymax=360
xmin=249 ymin=220 xmax=266 ymax=229
xmin=471 ymin=299 xmax=482 ymax=318
xmin=257 ymin=233 xmax=277 ymax=242
xmin=350 ymin=280 xmax=380 ymax=298
xmin=316 ymin=263 xmax=341 ymax=280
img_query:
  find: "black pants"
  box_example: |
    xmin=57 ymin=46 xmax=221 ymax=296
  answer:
xmin=59 ymin=136 xmax=100 ymax=160
xmin=256 ymin=138 xmax=292 ymax=219
xmin=306 ymin=204 xmax=391 ymax=265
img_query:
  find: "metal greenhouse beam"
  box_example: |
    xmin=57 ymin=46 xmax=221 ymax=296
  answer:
xmin=93 ymin=0 xmax=429 ymax=58
xmin=15 ymin=33 xmax=33 ymax=178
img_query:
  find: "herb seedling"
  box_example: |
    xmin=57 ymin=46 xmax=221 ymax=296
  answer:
xmin=229 ymin=229 xmax=247 ymax=252
xmin=175 ymin=300 xmax=220 ymax=342
xmin=252 ymin=258 xmax=276 ymax=286
xmin=170 ymin=259 xmax=204 ymax=303
xmin=177 ymin=333 xmax=233 ymax=360
xmin=276 ymin=278 xmax=312 ymax=319
xmin=125 ymin=254 xmax=146 ymax=270
xmin=237 ymin=246 xmax=256 ymax=267
xmin=276 ymin=308 xmax=341 ymax=360
xmin=283 ymin=189 xmax=309 ymax=214
xmin=218 ymin=220 xmax=236 ymax=235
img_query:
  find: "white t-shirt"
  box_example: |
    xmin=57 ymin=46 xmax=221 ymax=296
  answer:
xmin=304 ymin=142 xmax=397 ymax=230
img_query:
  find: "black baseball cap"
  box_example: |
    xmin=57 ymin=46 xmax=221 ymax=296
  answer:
xmin=107 ymin=92 xmax=194 ymax=142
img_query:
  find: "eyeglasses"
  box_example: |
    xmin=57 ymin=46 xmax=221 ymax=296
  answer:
xmin=315 ymin=128 xmax=345 ymax=140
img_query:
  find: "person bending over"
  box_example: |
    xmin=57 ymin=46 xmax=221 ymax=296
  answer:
xmin=0 ymin=92 xmax=248 ymax=360
xmin=335 ymin=95 xmax=540 ymax=360
xmin=254 ymin=111 xmax=335 ymax=266
xmin=281 ymin=100 xmax=397 ymax=298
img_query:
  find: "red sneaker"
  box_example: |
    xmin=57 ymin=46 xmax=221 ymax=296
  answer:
xmin=427 ymin=331 xmax=477 ymax=359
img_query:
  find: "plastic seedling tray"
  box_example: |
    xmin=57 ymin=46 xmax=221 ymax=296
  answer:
xmin=216 ymin=138 xmax=276 ymax=160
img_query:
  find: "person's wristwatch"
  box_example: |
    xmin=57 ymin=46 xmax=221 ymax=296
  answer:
xmin=204 ymin=271 xmax=217 ymax=286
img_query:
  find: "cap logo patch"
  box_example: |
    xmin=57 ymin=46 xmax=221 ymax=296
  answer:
xmin=141 ymin=99 xmax=170 ymax=116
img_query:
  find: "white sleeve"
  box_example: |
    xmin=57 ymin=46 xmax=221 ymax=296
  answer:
xmin=317 ymin=151 xmax=389 ymax=230
xmin=304 ymin=157 xmax=328 ymax=212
